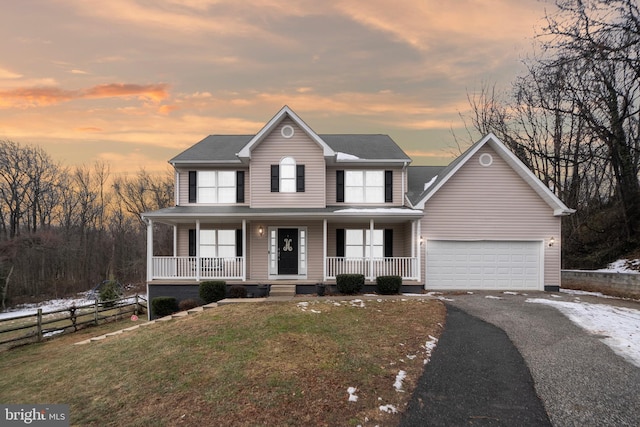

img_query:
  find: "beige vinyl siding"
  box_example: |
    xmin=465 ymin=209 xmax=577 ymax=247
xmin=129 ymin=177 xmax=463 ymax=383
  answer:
xmin=176 ymin=167 xmax=250 ymax=206
xmin=250 ymin=118 xmax=326 ymax=208
xmin=326 ymin=166 xmax=405 ymax=206
xmin=421 ymin=145 xmax=561 ymax=287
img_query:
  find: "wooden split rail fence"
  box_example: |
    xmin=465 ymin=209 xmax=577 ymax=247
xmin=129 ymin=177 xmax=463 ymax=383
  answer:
xmin=0 ymin=295 xmax=147 ymax=349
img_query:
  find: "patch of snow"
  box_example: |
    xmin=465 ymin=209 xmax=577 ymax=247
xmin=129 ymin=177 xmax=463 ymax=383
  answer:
xmin=423 ymin=175 xmax=438 ymax=192
xmin=379 ymin=404 xmax=398 ymax=414
xmin=485 ymin=295 xmax=502 ymax=300
xmin=560 ymin=288 xmax=608 ymax=298
xmin=526 ymin=298 xmax=640 ymax=368
xmin=334 ymin=208 xmax=421 ymax=214
xmin=503 ymin=291 xmax=519 ymax=295
xmin=350 ymin=299 xmax=365 ymax=308
xmin=594 ymin=258 xmax=640 ymax=274
xmin=393 ymin=370 xmax=407 ymax=391
xmin=347 ymin=386 xmax=358 ymax=402
xmin=310 ymin=309 xmax=321 ymax=314
xmin=336 ymin=152 xmax=360 ymax=161
xmin=423 ymin=335 xmax=438 ymax=364
xmin=0 ymin=293 xmax=146 ymax=320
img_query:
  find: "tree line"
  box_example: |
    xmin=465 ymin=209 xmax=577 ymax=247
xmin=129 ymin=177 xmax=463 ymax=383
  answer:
xmin=0 ymin=140 xmax=173 ymax=310
xmin=461 ymin=0 xmax=640 ymax=268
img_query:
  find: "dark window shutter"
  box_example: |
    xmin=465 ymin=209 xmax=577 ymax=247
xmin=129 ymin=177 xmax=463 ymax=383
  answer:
xmin=188 ymin=171 xmax=197 ymax=203
xmin=236 ymin=229 xmax=243 ymax=257
xmin=236 ymin=171 xmax=245 ymax=203
xmin=188 ymin=229 xmax=196 ymax=257
xmin=336 ymin=229 xmax=345 ymax=257
xmin=296 ymin=165 xmax=305 ymax=192
xmin=385 ymin=170 xmax=393 ymax=203
xmin=336 ymin=170 xmax=344 ymax=202
xmin=384 ymin=229 xmax=393 ymax=257
xmin=271 ymin=165 xmax=279 ymax=192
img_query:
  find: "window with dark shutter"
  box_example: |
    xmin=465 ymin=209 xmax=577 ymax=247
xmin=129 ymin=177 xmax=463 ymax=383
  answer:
xmin=271 ymin=165 xmax=279 ymax=192
xmin=336 ymin=170 xmax=344 ymax=202
xmin=385 ymin=170 xmax=393 ymax=203
xmin=236 ymin=229 xmax=243 ymax=257
xmin=336 ymin=229 xmax=345 ymax=257
xmin=296 ymin=165 xmax=305 ymax=192
xmin=188 ymin=171 xmax=197 ymax=203
xmin=188 ymin=229 xmax=196 ymax=257
xmin=236 ymin=171 xmax=245 ymax=203
xmin=384 ymin=229 xmax=393 ymax=257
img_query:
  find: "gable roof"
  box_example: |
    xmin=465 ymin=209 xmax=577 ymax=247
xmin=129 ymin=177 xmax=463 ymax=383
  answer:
xmin=237 ymin=105 xmax=334 ymax=158
xmin=411 ymin=133 xmax=575 ymax=216
xmin=406 ymin=165 xmax=445 ymax=205
xmin=170 ymin=106 xmax=412 ymax=166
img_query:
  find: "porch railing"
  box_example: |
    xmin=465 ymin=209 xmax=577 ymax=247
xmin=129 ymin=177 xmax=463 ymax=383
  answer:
xmin=325 ymin=257 xmax=418 ymax=281
xmin=151 ymin=256 xmax=244 ymax=280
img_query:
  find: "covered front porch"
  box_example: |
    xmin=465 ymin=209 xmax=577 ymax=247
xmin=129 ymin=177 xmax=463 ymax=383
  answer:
xmin=144 ymin=208 xmax=424 ymax=283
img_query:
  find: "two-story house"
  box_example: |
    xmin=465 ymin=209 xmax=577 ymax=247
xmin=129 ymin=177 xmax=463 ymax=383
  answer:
xmin=142 ymin=106 xmax=573 ymax=308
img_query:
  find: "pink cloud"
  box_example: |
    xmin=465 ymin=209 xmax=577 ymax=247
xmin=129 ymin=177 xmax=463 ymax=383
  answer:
xmin=0 ymin=83 xmax=170 ymax=108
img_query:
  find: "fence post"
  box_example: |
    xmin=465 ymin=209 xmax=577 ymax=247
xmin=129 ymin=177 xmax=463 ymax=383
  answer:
xmin=135 ymin=295 xmax=139 ymax=316
xmin=36 ymin=309 xmax=43 ymax=342
xmin=94 ymin=300 xmax=99 ymax=325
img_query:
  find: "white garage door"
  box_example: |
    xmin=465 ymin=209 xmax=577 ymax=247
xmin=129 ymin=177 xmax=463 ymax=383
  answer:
xmin=426 ymin=240 xmax=542 ymax=290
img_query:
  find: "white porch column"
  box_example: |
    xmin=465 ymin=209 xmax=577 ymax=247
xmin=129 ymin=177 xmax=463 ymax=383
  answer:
xmin=369 ymin=219 xmax=374 ymax=281
xmin=196 ymin=220 xmax=201 ymax=281
xmin=146 ymin=219 xmax=153 ymax=282
xmin=323 ymin=219 xmax=327 ymax=281
xmin=416 ymin=220 xmax=422 ymax=284
xmin=173 ymin=225 xmax=177 ymax=257
xmin=242 ymin=219 xmax=247 ymax=281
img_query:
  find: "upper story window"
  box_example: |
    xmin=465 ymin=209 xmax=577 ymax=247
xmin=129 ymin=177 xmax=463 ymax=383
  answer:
xmin=188 ymin=170 xmax=245 ymax=204
xmin=198 ymin=171 xmax=235 ymax=203
xmin=336 ymin=170 xmax=393 ymax=203
xmin=271 ymin=158 xmax=305 ymax=193
xmin=280 ymin=157 xmax=296 ymax=193
xmin=345 ymin=171 xmax=384 ymax=203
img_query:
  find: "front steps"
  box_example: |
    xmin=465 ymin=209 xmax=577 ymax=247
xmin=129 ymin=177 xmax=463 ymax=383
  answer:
xmin=269 ymin=284 xmax=296 ymax=298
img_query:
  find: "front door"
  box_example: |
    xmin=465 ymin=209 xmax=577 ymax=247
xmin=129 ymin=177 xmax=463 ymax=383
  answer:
xmin=278 ymin=228 xmax=298 ymax=275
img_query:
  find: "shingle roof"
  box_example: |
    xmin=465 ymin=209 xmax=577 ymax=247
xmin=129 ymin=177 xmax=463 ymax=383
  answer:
xmin=170 ymin=133 xmax=411 ymax=164
xmin=406 ymin=165 xmax=446 ymax=205
xmin=170 ymin=135 xmax=252 ymax=164
xmin=321 ymin=134 xmax=411 ymax=161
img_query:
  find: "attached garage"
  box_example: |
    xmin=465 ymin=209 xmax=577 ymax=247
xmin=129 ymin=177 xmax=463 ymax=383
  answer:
xmin=426 ymin=240 xmax=543 ymax=290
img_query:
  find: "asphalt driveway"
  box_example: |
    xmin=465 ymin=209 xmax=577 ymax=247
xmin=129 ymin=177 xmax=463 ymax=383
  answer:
xmin=415 ymin=291 xmax=640 ymax=426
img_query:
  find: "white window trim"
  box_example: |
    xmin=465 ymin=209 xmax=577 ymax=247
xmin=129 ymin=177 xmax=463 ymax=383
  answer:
xmin=345 ymin=229 xmax=384 ymax=258
xmin=199 ymin=229 xmax=236 ymax=258
xmin=197 ymin=171 xmax=236 ymax=203
xmin=344 ymin=170 xmax=384 ymax=203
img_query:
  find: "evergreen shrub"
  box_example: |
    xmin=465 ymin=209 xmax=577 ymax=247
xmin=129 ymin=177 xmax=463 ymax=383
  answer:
xmin=376 ymin=275 xmax=402 ymax=295
xmin=199 ymin=281 xmax=227 ymax=303
xmin=336 ymin=274 xmax=364 ymax=295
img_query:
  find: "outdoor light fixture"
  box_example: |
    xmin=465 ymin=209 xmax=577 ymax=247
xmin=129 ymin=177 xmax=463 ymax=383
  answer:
xmin=420 ymin=236 xmax=424 ymax=246
xmin=258 ymin=226 xmax=264 ymax=237
xmin=548 ymin=237 xmax=555 ymax=247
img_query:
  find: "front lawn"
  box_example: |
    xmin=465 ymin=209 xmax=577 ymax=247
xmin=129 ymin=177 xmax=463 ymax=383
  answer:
xmin=0 ymin=298 xmax=445 ymax=426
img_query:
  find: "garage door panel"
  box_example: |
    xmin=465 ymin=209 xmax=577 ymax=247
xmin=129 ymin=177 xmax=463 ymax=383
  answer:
xmin=427 ymin=240 xmax=541 ymax=290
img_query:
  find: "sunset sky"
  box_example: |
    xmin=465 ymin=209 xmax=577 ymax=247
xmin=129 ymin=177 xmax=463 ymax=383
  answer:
xmin=0 ymin=0 xmax=553 ymax=175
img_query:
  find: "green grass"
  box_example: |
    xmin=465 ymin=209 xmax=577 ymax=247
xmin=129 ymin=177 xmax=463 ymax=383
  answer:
xmin=0 ymin=298 xmax=445 ymax=426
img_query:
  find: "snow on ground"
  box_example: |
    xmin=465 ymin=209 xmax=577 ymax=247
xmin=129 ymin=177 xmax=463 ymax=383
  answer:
xmin=0 ymin=293 xmax=145 ymax=320
xmin=594 ymin=258 xmax=640 ymax=273
xmin=527 ymin=297 xmax=640 ymax=368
